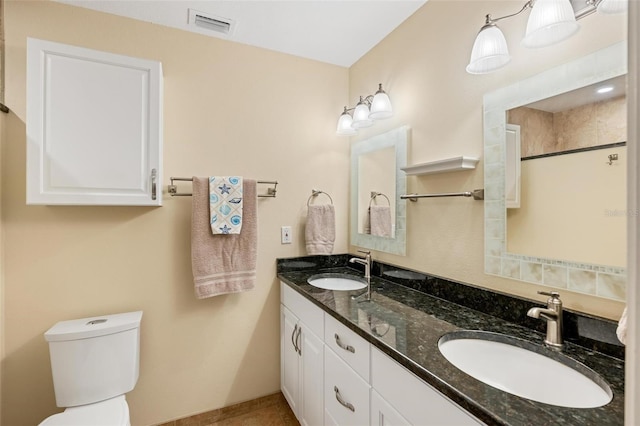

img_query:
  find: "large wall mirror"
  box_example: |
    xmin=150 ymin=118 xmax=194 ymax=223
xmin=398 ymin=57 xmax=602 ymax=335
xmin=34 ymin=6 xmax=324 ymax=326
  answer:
xmin=350 ymin=126 xmax=408 ymax=255
xmin=484 ymin=42 xmax=627 ymax=301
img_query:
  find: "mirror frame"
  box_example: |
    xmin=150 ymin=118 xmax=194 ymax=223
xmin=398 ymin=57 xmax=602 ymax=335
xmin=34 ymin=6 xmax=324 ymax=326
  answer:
xmin=483 ymin=42 xmax=627 ymax=300
xmin=350 ymin=126 xmax=408 ymax=255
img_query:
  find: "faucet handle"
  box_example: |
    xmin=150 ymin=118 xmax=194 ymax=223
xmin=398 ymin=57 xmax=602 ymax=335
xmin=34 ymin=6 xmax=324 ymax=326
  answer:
xmin=538 ymin=291 xmax=560 ymax=299
xmin=357 ymin=250 xmax=371 ymax=256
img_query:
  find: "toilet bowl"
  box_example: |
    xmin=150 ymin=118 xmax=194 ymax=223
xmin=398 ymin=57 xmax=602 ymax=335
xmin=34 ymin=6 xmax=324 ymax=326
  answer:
xmin=39 ymin=311 xmax=142 ymax=426
xmin=39 ymin=395 xmax=130 ymax=426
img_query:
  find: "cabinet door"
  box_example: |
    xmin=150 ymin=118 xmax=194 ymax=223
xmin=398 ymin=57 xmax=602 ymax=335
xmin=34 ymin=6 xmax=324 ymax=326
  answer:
xmin=371 ymin=389 xmax=410 ymax=426
xmin=281 ymin=306 xmax=300 ymax=417
xmin=26 ymin=38 xmax=163 ymax=206
xmin=299 ymin=325 xmax=324 ymax=426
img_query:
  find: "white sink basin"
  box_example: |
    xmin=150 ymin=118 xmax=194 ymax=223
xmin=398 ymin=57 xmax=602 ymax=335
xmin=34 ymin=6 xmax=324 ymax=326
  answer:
xmin=438 ymin=331 xmax=612 ymax=408
xmin=307 ymin=273 xmax=367 ymax=291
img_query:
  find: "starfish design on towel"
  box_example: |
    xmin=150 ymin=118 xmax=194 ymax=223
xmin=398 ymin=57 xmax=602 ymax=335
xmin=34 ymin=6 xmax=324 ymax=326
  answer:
xmin=219 ymin=224 xmax=232 ymax=234
xmin=218 ymin=183 xmax=231 ymax=195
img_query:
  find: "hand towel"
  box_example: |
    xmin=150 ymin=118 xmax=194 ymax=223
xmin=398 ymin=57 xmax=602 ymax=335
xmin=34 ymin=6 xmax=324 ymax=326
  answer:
xmin=305 ymin=204 xmax=335 ymax=255
xmin=369 ymin=205 xmax=392 ymax=237
xmin=192 ymin=177 xmax=257 ymax=299
xmin=209 ymin=176 xmax=243 ymax=234
xmin=616 ymin=306 xmax=628 ymax=345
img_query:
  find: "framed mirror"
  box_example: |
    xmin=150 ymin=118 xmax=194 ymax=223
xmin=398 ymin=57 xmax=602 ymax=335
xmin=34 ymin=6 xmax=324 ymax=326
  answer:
xmin=483 ymin=42 xmax=627 ymax=301
xmin=350 ymin=126 xmax=408 ymax=255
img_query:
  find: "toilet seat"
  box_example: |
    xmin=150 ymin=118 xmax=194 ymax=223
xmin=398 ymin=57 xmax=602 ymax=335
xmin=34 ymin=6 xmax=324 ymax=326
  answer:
xmin=39 ymin=395 xmax=130 ymax=426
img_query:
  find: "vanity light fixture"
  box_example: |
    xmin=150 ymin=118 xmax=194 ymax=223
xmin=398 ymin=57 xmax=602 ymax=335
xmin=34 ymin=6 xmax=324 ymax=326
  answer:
xmin=336 ymin=84 xmax=393 ymax=135
xmin=467 ymin=0 xmax=627 ymax=75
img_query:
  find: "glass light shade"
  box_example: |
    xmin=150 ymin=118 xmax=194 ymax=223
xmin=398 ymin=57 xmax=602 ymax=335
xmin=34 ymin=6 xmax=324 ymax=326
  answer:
xmin=369 ymin=86 xmax=393 ymax=119
xmin=466 ymin=24 xmax=511 ymax=74
xmin=336 ymin=110 xmax=357 ymax=135
xmin=352 ymin=98 xmax=373 ymax=129
xmin=521 ymin=0 xmax=579 ymax=48
xmin=598 ymin=0 xmax=627 ymax=14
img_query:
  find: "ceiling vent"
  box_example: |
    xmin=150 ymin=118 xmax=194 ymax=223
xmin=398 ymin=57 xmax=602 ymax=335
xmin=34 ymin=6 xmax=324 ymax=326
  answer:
xmin=188 ymin=9 xmax=235 ymax=37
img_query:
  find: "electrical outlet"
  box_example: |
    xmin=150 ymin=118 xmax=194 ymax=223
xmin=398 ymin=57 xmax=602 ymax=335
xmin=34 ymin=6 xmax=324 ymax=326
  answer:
xmin=281 ymin=226 xmax=292 ymax=244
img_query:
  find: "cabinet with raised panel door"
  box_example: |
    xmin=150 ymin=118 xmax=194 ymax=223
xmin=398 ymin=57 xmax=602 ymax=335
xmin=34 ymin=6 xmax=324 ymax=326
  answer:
xmin=280 ymin=284 xmax=324 ymax=426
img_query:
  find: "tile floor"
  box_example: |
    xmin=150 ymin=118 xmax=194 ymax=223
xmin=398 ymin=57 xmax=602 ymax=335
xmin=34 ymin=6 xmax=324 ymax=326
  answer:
xmin=158 ymin=392 xmax=299 ymax=426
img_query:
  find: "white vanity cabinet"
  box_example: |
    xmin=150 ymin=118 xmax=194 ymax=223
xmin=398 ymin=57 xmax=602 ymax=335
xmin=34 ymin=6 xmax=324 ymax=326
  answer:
xmin=280 ymin=282 xmax=483 ymax=426
xmin=280 ymin=284 xmax=324 ymax=426
xmin=26 ymin=38 xmax=163 ymax=206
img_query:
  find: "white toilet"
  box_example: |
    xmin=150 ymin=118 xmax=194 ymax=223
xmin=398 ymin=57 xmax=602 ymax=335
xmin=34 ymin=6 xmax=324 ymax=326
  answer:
xmin=39 ymin=311 xmax=143 ymax=426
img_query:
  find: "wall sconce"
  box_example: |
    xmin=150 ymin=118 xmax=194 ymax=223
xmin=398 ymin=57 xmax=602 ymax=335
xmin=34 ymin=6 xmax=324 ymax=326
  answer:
xmin=467 ymin=0 xmax=627 ymax=75
xmin=336 ymin=83 xmax=393 ymax=136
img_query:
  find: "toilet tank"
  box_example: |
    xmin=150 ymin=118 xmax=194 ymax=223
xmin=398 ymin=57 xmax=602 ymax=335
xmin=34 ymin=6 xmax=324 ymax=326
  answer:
xmin=44 ymin=311 xmax=143 ymax=408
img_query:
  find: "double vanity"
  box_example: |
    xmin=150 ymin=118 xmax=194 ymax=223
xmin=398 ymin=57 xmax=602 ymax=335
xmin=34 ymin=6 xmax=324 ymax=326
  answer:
xmin=277 ymin=255 xmax=624 ymax=425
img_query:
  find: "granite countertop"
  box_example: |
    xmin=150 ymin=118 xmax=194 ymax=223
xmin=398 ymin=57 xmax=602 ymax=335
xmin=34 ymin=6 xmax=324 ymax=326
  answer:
xmin=277 ymin=264 xmax=624 ymax=426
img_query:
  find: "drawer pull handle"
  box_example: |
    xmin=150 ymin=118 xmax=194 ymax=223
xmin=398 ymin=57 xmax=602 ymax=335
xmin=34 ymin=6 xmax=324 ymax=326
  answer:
xmin=291 ymin=324 xmax=299 ymax=353
xmin=334 ymin=386 xmax=355 ymax=412
xmin=151 ymin=168 xmax=157 ymax=200
xmin=296 ymin=326 xmax=302 ymax=355
xmin=334 ymin=333 xmax=355 ymax=353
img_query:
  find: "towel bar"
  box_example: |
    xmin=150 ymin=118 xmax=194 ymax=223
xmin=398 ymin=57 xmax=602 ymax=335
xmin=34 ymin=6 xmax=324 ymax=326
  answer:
xmin=168 ymin=177 xmax=278 ymax=198
xmin=400 ymin=189 xmax=484 ymax=201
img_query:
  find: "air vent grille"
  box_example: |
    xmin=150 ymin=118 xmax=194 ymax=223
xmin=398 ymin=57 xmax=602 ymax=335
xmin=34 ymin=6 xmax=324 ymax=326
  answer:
xmin=188 ymin=9 xmax=234 ymax=36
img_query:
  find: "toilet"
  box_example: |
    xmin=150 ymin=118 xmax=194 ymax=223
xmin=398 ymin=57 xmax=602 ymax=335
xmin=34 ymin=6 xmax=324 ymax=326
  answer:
xmin=39 ymin=311 xmax=143 ymax=426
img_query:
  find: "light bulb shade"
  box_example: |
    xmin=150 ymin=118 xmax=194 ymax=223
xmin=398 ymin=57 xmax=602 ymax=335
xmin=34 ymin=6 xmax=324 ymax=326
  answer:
xmin=352 ymin=102 xmax=373 ymax=128
xmin=336 ymin=111 xmax=357 ymax=135
xmin=522 ymin=0 xmax=579 ymax=48
xmin=466 ymin=24 xmax=511 ymax=74
xmin=369 ymin=90 xmax=393 ymax=120
xmin=598 ymin=0 xmax=627 ymax=14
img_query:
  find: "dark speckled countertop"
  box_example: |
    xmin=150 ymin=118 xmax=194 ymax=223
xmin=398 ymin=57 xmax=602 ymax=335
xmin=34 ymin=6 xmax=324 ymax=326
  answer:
xmin=277 ymin=256 xmax=624 ymax=426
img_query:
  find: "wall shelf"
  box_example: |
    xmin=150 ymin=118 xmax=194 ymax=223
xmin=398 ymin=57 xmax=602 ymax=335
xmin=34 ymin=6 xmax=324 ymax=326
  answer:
xmin=401 ymin=156 xmax=479 ymax=176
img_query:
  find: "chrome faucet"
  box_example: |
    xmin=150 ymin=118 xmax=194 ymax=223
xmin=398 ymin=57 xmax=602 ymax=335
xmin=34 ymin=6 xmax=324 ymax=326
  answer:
xmin=527 ymin=291 xmax=564 ymax=349
xmin=349 ymin=250 xmax=372 ymax=299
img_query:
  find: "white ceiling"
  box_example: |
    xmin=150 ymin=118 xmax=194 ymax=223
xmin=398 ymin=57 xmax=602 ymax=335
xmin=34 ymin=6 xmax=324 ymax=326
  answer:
xmin=53 ymin=0 xmax=427 ymax=67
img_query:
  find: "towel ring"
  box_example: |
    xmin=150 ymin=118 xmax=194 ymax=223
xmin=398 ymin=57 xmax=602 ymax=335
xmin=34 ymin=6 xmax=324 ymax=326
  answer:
xmin=369 ymin=192 xmax=390 ymax=208
xmin=307 ymin=189 xmax=333 ymax=206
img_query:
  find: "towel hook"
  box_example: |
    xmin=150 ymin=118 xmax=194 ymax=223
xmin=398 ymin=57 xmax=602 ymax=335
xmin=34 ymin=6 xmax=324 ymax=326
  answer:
xmin=307 ymin=189 xmax=333 ymax=206
xmin=369 ymin=191 xmax=390 ymax=208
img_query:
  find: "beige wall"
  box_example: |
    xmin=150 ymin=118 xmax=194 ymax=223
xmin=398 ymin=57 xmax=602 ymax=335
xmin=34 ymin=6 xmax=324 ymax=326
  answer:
xmin=1 ymin=1 xmax=349 ymax=425
xmin=508 ymin=146 xmax=627 ymax=268
xmin=348 ymin=1 xmax=626 ymax=319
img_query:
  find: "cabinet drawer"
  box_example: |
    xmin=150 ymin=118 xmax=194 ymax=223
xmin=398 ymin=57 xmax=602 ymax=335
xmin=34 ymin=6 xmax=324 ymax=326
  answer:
xmin=281 ymin=282 xmax=323 ymax=337
xmin=324 ymin=347 xmax=370 ymax=426
xmin=324 ymin=313 xmax=370 ymax=381
xmin=371 ymin=347 xmax=481 ymax=425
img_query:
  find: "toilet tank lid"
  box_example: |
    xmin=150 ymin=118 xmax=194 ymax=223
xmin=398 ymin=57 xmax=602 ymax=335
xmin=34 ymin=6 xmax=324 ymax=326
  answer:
xmin=45 ymin=311 xmax=143 ymax=342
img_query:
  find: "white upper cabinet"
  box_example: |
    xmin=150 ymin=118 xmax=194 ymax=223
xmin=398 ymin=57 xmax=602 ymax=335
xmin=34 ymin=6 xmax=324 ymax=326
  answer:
xmin=26 ymin=38 xmax=163 ymax=206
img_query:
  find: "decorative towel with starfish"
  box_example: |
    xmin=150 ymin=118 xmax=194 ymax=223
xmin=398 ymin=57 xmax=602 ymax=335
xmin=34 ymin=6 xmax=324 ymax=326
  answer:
xmin=209 ymin=176 xmax=243 ymax=234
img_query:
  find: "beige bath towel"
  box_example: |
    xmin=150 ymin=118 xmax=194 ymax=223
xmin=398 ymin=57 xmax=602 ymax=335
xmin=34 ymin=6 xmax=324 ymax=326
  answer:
xmin=616 ymin=306 xmax=627 ymax=345
xmin=369 ymin=205 xmax=392 ymax=237
xmin=191 ymin=177 xmax=257 ymax=299
xmin=305 ymin=204 xmax=335 ymax=255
